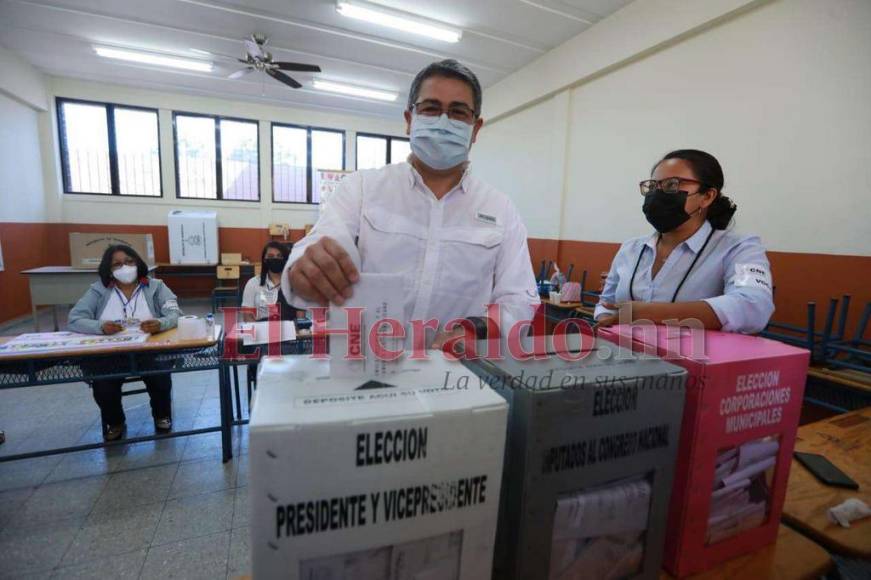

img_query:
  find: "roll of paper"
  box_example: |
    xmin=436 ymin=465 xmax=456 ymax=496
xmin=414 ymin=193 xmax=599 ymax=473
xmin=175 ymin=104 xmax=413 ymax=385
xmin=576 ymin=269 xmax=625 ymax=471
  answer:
xmin=177 ymin=315 xmax=207 ymax=340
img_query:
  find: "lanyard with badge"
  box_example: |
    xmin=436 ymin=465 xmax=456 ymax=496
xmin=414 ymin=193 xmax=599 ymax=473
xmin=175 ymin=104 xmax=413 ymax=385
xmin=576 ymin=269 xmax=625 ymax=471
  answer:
xmin=628 ymin=228 xmax=715 ymax=302
xmin=114 ymin=284 xmax=143 ymax=327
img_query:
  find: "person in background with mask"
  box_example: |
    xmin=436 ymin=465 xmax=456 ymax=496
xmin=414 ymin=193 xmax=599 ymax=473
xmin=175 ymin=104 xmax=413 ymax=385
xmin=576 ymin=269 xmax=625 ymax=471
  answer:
xmin=595 ymin=149 xmax=774 ymax=334
xmin=283 ymin=59 xmax=538 ymax=347
xmin=241 ymin=241 xmax=299 ymax=321
xmin=68 ymin=244 xmax=183 ymax=440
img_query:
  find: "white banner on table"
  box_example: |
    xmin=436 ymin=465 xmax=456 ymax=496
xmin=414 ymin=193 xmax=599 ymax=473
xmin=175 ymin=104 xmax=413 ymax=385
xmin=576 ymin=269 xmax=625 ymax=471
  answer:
xmin=0 ymin=329 xmax=149 ymax=356
xmin=236 ymin=321 xmax=297 ymax=345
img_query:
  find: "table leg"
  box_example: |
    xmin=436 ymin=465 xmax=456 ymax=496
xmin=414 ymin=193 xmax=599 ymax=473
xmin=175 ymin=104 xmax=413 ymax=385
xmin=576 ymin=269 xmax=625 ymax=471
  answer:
xmin=32 ymin=303 xmax=40 ymax=332
xmin=53 ymin=306 xmax=60 ymax=331
xmin=233 ymin=366 xmax=242 ymax=421
xmin=219 ymin=363 xmax=234 ymax=463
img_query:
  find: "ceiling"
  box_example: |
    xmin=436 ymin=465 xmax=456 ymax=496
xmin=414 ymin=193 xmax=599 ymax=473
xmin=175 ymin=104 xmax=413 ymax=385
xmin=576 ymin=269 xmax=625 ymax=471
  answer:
xmin=0 ymin=0 xmax=632 ymax=117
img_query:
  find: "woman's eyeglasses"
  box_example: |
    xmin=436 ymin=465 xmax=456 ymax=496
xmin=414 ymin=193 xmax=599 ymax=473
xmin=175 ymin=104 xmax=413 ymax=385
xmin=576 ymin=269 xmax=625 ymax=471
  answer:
xmin=111 ymin=258 xmax=137 ymax=270
xmin=639 ymin=177 xmax=706 ymax=196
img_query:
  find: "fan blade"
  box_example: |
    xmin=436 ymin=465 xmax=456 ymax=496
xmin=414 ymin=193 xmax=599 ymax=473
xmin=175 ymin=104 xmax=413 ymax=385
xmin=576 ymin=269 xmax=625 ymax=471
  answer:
xmin=228 ymin=67 xmax=255 ymax=79
xmin=274 ymin=62 xmax=321 ymax=73
xmin=244 ymin=38 xmax=263 ymax=60
xmin=266 ymin=68 xmax=302 ymax=89
xmin=200 ymin=50 xmax=246 ymax=62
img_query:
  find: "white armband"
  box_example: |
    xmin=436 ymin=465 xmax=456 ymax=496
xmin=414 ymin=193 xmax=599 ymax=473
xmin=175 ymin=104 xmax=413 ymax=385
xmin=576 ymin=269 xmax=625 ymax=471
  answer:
xmin=733 ymin=263 xmax=772 ymax=292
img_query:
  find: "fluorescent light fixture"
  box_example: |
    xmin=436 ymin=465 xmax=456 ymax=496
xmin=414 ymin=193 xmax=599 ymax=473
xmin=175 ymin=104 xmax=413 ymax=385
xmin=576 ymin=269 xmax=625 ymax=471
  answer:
xmin=313 ymin=79 xmax=398 ymax=102
xmin=336 ymin=1 xmax=462 ymax=43
xmin=94 ymin=46 xmax=213 ymax=72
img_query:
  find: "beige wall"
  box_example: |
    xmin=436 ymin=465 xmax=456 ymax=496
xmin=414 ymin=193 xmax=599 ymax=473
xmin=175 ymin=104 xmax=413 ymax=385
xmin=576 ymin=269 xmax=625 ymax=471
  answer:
xmin=473 ymin=0 xmax=871 ymax=256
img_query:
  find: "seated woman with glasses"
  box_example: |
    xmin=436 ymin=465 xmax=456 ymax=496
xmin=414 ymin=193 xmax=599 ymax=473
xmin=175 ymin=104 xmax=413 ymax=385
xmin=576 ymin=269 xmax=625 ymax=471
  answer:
xmin=594 ymin=149 xmax=774 ymax=334
xmin=68 ymin=244 xmax=183 ymax=441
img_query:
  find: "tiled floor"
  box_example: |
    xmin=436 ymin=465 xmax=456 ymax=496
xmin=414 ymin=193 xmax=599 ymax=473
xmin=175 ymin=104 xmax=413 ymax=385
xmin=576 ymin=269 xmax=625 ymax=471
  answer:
xmin=0 ymin=300 xmax=251 ymax=579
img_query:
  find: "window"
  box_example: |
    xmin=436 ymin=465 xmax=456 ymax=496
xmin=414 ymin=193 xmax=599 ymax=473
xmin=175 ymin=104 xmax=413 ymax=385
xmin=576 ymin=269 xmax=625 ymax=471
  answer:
xmin=57 ymin=99 xmax=161 ymax=197
xmin=355 ymin=133 xmax=410 ymax=170
xmin=174 ymin=113 xmax=259 ymax=200
xmin=272 ymin=124 xmax=345 ymax=204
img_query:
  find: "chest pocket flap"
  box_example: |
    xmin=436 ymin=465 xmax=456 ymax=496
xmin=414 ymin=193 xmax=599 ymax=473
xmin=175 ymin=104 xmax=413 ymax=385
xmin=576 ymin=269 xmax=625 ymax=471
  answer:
xmin=441 ymin=226 xmax=503 ymax=248
xmin=363 ymin=208 xmax=425 ymax=239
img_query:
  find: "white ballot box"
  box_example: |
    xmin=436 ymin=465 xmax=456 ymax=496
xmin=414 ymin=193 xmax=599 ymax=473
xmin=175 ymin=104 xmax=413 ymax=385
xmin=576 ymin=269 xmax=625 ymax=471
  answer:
xmin=249 ymin=353 xmax=509 ymax=580
xmin=167 ymin=210 xmax=218 ymax=264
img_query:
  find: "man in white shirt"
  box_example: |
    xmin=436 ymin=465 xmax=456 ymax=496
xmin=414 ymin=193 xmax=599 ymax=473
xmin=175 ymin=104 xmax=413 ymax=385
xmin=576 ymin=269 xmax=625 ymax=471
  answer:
xmin=283 ymin=59 xmax=539 ymax=347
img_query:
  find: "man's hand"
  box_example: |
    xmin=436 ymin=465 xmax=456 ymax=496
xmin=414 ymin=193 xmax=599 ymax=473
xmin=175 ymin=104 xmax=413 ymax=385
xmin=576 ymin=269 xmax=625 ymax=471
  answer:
xmin=140 ymin=319 xmax=162 ymax=334
xmin=431 ymin=327 xmax=468 ymax=351
xmin=101 ymin=321 xmax=123 ymax=335
xmin=288 ymin=236 xmax=359 ymax=306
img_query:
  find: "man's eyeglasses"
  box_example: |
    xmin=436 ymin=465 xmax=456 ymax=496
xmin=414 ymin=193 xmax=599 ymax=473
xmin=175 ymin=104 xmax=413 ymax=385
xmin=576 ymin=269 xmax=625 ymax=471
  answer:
xmin=639 ymin=177 xmax=706 ymax=196
xmin=412 ymin=100 xmax=476 ymax=124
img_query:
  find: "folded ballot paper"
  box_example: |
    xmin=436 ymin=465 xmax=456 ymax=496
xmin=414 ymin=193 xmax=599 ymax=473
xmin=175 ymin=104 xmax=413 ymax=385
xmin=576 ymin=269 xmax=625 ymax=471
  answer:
xmin=707 ymin=438 xmax=779 ymax=543
xmin=549 ymin=478 xmax=651 ymax=580
xmin=306 ymin=223 xmax=412 ymax=378
xmin=329 ymin=272 xmax=407 ymax=378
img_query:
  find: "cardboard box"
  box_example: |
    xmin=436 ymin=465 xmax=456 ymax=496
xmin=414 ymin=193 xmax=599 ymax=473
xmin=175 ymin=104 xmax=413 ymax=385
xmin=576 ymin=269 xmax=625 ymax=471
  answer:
xmin=216 ymin=265 xmax=239 ymax=280
xmin=167 ymin=210 xmax=218 ymax=264
xmin=268 ymin=223 xmax=289 ymax=237
xmin=69 ymin=232 xmax=156 ymax=269
xmin=250 ymin=353 xmax=508 ymax=580
xmin=221 ymin=252 xmax=243 ymax=265
xmin=463 ymin=335 xmax=687 ymax=580
xmin=599 ymin=325 xmax=809 ymax=577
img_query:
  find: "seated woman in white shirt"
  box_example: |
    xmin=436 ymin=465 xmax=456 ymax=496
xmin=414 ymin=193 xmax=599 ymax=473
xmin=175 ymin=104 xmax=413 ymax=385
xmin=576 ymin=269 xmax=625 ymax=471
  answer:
xmin=595 ymin=149 xmax=774 ymax=334
xmin=68 ymin=244 xmax=183 ymax=441
xmin=241 ymin=241 xmax=300 ymax=321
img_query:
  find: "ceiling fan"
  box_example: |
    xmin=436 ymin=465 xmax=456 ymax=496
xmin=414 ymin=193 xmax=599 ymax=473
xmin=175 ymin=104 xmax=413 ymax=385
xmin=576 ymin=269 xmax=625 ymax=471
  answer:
xmin=222 ymin=34 xmax=321 ymax=89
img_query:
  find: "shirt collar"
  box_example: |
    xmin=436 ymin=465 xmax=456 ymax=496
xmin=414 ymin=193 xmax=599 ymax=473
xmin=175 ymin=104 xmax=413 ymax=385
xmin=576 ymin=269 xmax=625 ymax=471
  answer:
xmin=645 ymin=220 xmax=713 ymax=253
xmin=406 ymin=159 xmax=472 ymax=196
xmin=684 ymin=220 xmax=714 ymax=253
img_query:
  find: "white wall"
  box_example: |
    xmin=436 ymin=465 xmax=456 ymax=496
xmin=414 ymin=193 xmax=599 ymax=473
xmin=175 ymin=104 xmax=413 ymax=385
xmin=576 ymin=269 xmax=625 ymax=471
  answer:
xmin=474 ymin=0 xmax=871 ymax=256
xmin=471 ymin=93 xmax=568 ymax=239
xmin=0 ymin=92 xmax=47 ymax=223
xmin=0 ymin=45 xmax=48 ymax=111
xmin=40 ymin=76 xmax=407 ymax=229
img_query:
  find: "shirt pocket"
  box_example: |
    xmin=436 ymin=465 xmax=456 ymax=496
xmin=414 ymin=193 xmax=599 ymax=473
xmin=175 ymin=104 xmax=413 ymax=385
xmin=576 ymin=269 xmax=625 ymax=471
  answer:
xmin=439 ymin=226 xmax=503 ymax=296
xmin=360 ymin=208 xmax=426 ymax=274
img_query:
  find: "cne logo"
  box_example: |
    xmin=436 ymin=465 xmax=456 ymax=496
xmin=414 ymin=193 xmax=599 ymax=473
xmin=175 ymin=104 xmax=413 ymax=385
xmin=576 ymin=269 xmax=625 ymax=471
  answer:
xmin=348 ymin=322 xmax=362 ymax=358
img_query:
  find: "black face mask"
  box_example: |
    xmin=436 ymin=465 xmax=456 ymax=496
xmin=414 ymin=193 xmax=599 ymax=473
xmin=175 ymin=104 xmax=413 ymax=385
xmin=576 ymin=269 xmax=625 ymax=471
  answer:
xmin=642 ymin=189 xmax=692 ymax=233
xmin=264 ymin=257 xmax=286 ymax=274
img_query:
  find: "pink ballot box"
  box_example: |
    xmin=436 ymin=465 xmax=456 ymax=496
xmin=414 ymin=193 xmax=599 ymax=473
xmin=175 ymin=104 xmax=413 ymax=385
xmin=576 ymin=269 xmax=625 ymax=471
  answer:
xmin=598 ymin=325 xmax=810 ymax=577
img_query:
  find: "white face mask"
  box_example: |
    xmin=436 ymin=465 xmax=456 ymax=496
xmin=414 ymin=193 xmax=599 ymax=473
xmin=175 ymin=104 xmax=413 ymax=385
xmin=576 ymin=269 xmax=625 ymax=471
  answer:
xmin=112 ymin=264 xmax=138 ymax=285
xmin=409 ymin=113 xmax=474 ymax=170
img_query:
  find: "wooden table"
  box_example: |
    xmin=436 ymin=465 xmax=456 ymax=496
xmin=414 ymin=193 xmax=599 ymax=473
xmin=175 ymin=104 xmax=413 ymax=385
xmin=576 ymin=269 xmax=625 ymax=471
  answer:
xmin=0 ymin=326 xmax=220 ymax=361
xmin=0 ymin=326 xmax=238 ymax=463
xmin=21 ymin=265 xmax=156 ymax=331
xmin=783 ymin=406 xmax=871 ymax=558
xmin=660 ymin=525 xmax=831 ymax=579
xmin=156 ymin=262 xmax=255 ymax=281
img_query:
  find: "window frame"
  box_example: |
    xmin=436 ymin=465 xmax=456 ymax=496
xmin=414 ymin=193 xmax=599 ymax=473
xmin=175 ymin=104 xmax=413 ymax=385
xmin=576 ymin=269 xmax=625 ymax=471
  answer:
xmin=172 ymin=111 xmax=261 ymax=202
xmin=355 ymin=132 xmax=410 ymax=169
xmin=271 ymin=122 xmax=346 ymax=205
xmin=56 ymin=97 xmax=164 ymax=198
